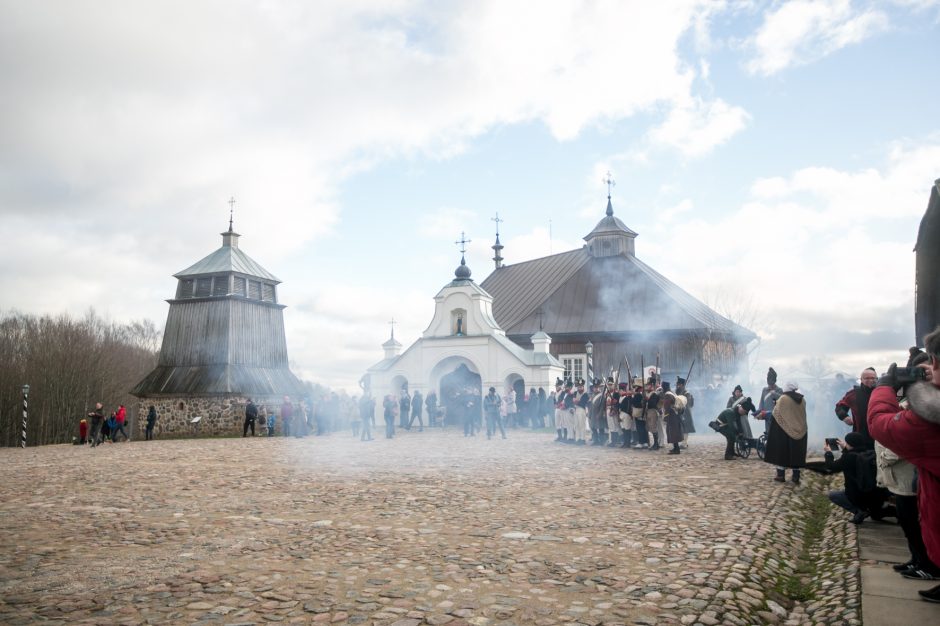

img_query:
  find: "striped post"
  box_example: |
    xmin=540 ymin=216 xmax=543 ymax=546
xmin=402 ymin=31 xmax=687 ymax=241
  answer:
xmin=585 ymin=341 xmax=594 ymax=384
xmin=20 ymin=384 xmax=29 ymax=449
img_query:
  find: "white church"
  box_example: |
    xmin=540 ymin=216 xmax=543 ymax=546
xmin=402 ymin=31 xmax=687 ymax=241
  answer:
xmin=364 ymin=249 xmax=564 ymax=423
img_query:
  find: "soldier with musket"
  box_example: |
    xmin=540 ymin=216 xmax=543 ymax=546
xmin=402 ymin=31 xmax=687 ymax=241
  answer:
xmin=615 ymin=382 xmax=633 ymax=448
xmin=590 ymin=378 xmax=607 ymax=445
xmin=676 ymin=377 xmax=695 ymax=448
xmin=572 ymin=378 xmax=590 ymax=445
xmin=555 ymin=379 xmax=573 ymax=443
xmin=631 ymin=381 xmax=648 ymax=448
xmin=643 ymin=377 xmax=663 ymax=450
xmin=605 ymin=378 xmax=622 ymax=447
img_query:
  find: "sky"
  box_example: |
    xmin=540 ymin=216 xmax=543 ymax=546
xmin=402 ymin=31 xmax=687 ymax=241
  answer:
xmin=1 ymin=0 xmax=939 ymax=391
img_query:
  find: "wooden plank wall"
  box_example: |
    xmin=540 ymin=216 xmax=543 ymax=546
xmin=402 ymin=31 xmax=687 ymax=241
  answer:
xmin=159 ymin=299 xmax=289 ymax=368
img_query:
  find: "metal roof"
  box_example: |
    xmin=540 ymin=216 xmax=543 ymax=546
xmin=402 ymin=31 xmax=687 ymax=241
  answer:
xmin=174 ymin=240 xmax=281 ymax=282
xmin=480 ymin=250 xmax=755 ymax=340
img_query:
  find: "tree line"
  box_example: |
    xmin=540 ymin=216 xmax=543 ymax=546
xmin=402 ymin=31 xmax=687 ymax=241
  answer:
xmin=0 ymin=309 xmax=160 ymax=447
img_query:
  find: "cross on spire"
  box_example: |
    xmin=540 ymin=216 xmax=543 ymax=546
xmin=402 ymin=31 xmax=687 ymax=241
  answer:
xmin=388 ymin=317 xmax=396 ymax=339
xmin=491 ymin=212 xmax=503 ymax=236
xmin=602 ymin=171 xmax=616 ymax=199
xmin=535 ymin=307 xmax=544 ymax=331
xmin=228 ymin=196 xmax=236 ymax=231
xmin=455 ymin=231 xmax=471 ymax=255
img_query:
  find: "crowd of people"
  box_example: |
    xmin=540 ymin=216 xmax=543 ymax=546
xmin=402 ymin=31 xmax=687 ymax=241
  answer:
xmin=699 ymin=330 xmax=940 ymax=604
xmin=76 ymin=402 xmax=132 ymax=446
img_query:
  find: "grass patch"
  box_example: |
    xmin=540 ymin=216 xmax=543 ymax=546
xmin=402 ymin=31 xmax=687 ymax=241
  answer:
xmin=772 ymin=483 xmax=831 ymax=604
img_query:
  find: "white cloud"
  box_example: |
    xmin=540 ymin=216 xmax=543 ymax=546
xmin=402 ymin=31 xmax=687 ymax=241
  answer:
xmin=644 ymin=138 xmax=939 ymax=372
xmin=418 ymin=207 xmax=479 ymax=239
xmin=647 ymin=96 xmax=751 ymax=157
xmin=745 ymin=0 xmax=889 ymax=75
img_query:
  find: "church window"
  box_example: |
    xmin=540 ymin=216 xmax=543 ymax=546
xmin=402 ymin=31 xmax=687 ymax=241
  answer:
xmin=233 ymin=277 xmax=246 ymax=296
xmin=195 ymin=278 xmax=211 ymax=297
xmin=248 ymin=280 xmax=261 ymax=300
xmin=177 ymin=279 xmax=194 ymax=299
xmin=262 ymin=283 xmax=275 ymax=302
xmin=212 ymin=276 xmax=229 ymax=296
xmin=560 ymin=355 xmax=585 ymax=382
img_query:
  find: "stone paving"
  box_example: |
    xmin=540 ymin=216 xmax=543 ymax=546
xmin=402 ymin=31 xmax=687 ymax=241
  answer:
xmin=0 ymin=430 xmax=858 ymax=625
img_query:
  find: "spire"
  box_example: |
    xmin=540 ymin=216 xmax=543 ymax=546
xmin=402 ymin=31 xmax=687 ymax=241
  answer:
xmin=221 ymin=196 xmax=240 ymax=249
xmin=603 ymin=171 xmax=615 ymax=217
xmin=491 ymin=212 xmax=504 ymax=269
xmin=454 ymin=231 xmax=472 ymax=280
xmin=584 ymin=172 xmax=637 ymax=257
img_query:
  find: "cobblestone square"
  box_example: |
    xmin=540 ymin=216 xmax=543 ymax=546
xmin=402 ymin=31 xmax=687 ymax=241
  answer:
xmin=0 ymin=431 xmax=856 ymax=625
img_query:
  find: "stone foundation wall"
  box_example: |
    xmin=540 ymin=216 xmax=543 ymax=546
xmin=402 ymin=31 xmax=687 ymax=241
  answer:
xmin=134 ymin=395 xmax=286 ymax=438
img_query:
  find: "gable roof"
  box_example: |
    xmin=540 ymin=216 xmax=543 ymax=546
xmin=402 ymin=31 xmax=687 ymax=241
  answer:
xmin=480 ymin=249 xmax=755 ymax=340
xmin=174 ymin=244 xmax=281 ymax=282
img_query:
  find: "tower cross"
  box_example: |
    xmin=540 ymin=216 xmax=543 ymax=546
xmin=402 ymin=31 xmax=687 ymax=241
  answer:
xmin=491 ymin=212 xmax=503 ymax=236
xmin=455 ymin=231 xmax=471 ymax=255
xmin=602 ymin=172 xmax=616 ymax=199
xmin=228 ymin=196 xmax=236 ymax=231
xmin=388 ymin=317 xmax=396 ymax=339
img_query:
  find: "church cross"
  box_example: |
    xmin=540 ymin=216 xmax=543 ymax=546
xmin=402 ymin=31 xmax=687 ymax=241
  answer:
xmin=602 ymin=172 xmax=616 ymax=199
xmin=491 ymin=212 xmax=503 ymax=236
xmin=455 ymin=231 xmax=471 ymax=255
xmin=228 ymin=196 xmax=236 ymax=231
xmin=535 ymin=307 xmax=544 ymax=331
xmin=388 ymin=317 xmax=396 ymax=339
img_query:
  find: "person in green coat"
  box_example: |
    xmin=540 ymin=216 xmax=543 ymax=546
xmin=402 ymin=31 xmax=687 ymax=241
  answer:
xmin=712 ymin=398 xmax=755 ymax=460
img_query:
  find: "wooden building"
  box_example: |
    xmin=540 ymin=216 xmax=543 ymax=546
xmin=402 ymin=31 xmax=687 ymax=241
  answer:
xmin=480 ymin=195 xmax=756 ymax=387
xmin=915 ymin=179 xmax=940 ymax=346
xmin=132 ymin=223 xmax=304 ymax=435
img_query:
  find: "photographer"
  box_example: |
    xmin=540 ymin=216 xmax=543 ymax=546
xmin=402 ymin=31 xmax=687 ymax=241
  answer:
xmin=869 ymin=326 xmax=940 ymax=603
xmin=824 ymin=433 xmax=893 ymax=524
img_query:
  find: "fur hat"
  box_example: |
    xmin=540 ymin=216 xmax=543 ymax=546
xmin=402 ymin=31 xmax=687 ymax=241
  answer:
xmin=738 ymin=397 xmax=756 ymax=414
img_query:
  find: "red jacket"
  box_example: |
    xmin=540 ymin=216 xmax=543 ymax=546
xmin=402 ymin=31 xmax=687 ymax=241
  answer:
xmin=868 ymin=383 xmax=940 ymax=564
xmin=116 ymin=406 xmax=127 ymax=425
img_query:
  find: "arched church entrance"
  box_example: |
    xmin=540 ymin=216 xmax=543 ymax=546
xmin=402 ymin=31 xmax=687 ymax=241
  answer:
xmin=390 ymin=375 xmax=409 ymax=397
xmin=504 ymin=373 xmax=527 ymax=428
xmin=439 ymin=363 xmax=482 ymax=427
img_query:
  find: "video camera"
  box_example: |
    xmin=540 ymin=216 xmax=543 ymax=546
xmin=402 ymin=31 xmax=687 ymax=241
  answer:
xmin=895 ymin=366 xmax=929 ymax=385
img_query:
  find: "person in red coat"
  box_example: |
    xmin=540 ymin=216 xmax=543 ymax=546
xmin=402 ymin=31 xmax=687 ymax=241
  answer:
xmin=869 ymin=327 xmax=940 ymax=603
xmin=835 ymin=368 xmax=877 ymax=444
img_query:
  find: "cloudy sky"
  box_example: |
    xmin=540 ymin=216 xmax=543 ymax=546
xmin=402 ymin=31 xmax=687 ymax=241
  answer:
xmin=1 ymin=0 xmax=938 ymax=390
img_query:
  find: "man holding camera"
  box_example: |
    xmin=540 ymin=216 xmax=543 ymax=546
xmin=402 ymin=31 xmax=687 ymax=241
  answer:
xmin=869 ymin=327 xmax=940 ymax=602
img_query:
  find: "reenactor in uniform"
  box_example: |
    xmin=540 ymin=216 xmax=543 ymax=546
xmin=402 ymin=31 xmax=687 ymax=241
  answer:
xmin=605 ymin=378 xmax=623 ymax=447
xmin=589 ymin=379 xmax=607 ymax=445
xmin=573 ymin=378 xmax=590 ymax=445
xmin=555 ymin=379 xmax=571 ymax=443
xmin=631 ymin=381 xmax=648 ymax=448
xmin=617 ymin=382 xmax=634 ymax=448
xmin=644 ymin=378 xmax=662 ymax=451
xmin=676 ymin=376 xmax=695 ymax=448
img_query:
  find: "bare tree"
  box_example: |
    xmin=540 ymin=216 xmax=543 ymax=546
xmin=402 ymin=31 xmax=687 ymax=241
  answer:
xmin=0 ymin=309 xmax=161 ymax=446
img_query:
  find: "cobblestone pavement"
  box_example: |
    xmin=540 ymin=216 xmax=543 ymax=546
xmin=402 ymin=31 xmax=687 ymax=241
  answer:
xmin=0 ymin=430 xmax=856 ymax=625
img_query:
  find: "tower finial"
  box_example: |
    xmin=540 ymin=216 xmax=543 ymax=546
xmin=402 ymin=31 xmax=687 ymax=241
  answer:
xmin=228 ymin=196 xmax=236 ymax=232
xmin=491 ymin=213 xmax=504 ymax=269
xmin=454 ymin=232 xmax=472 ymax=279
xmin=388 ymin=317 xmax=396 ymax=340
xmin=602 ymin=172 xmax=615 ymax=216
